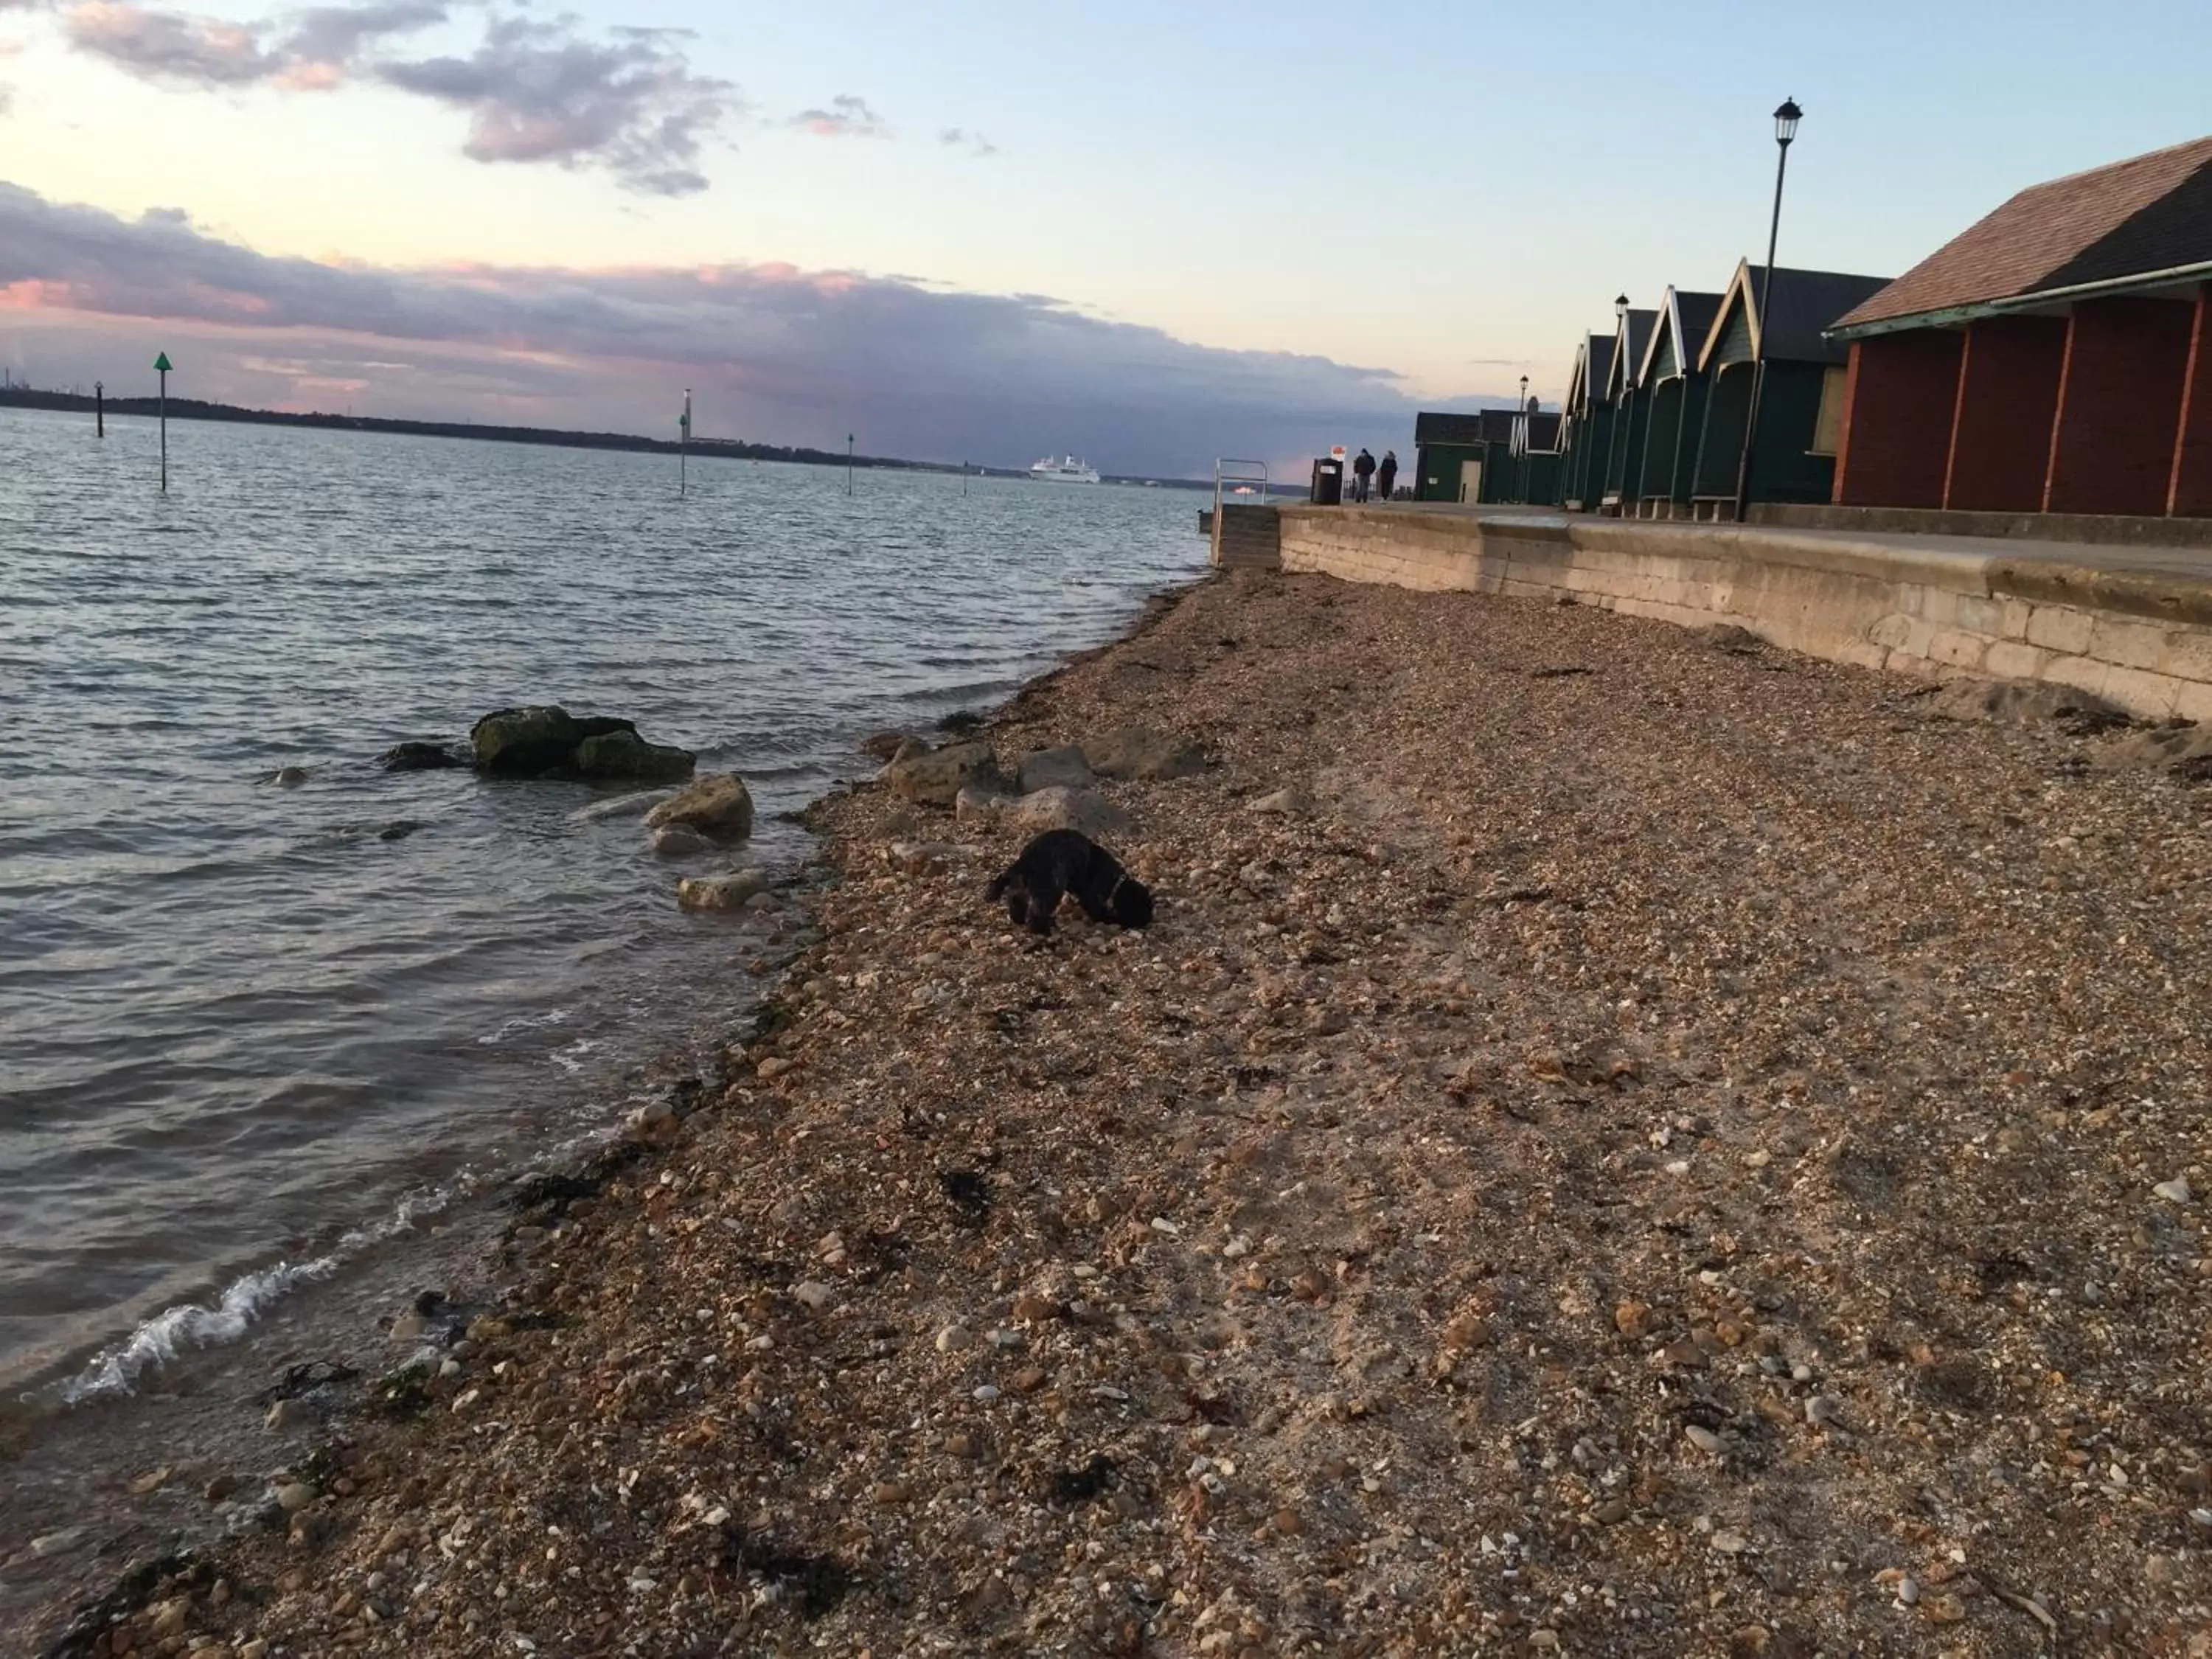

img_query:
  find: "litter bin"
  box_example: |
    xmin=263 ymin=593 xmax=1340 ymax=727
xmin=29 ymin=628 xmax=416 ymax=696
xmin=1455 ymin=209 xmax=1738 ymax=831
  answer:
xmin=1310 ymin=457 xmax=1344 ymax=505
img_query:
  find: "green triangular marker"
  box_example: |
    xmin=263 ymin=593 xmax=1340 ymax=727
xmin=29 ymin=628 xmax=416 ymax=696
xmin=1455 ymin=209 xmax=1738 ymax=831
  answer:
xmin=153 ymin=352 xmax=173 ymax=372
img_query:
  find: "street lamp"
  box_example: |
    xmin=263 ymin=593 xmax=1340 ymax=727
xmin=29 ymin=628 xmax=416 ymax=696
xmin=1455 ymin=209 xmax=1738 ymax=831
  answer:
xmin=1517 ymin=375 xmax=1533 ymax=504
xmin=1734 ymin=98 xmax=1801 ymax=524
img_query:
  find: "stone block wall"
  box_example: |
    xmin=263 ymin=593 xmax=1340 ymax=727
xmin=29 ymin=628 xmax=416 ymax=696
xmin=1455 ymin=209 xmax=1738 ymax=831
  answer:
xmin=1268 ymin=505 xmax=2212 ymax=723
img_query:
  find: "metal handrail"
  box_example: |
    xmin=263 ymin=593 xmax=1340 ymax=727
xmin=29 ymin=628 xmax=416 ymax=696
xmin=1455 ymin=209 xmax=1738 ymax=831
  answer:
xmin=1212 ymin=457 xmax=1270 ymax=519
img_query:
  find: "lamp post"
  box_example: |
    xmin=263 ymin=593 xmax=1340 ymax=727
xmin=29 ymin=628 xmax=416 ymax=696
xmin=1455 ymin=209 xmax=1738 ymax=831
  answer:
xmin=1598 ymin=295 xmax=1627 ymax=507
xmin=1733 ymin=97 xmax=1801 ymax=524
xmin=1517 ymin=375 xmax=1531 ymax=504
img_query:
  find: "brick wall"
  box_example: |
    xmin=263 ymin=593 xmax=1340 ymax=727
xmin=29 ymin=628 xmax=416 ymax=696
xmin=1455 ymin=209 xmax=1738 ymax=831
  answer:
xmin=1832 ymin=333 xmax=1963 ymax=508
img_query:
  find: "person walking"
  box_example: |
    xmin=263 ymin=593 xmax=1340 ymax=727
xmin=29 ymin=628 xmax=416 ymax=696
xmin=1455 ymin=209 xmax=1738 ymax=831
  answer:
xmin=1352 ymin=448 xmax=1376 ymax=503
xmin=1377 ymin=449 xmax=1398 ymax=501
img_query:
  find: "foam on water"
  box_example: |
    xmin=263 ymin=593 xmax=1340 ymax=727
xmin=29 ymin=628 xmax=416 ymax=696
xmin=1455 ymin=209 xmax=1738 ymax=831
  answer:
xmin=58 ymin=1182 xmax=458 ymax=1402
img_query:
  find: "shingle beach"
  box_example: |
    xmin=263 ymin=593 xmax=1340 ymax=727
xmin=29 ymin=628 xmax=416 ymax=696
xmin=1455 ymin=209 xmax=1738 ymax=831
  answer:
xmin=49 ymin=569 xmax=2212 ymax=1658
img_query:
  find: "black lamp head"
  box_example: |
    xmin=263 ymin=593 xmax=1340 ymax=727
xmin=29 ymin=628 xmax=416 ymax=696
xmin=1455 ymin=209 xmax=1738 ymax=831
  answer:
xmin=1774 ymin=97 xmax=1802 ymax=146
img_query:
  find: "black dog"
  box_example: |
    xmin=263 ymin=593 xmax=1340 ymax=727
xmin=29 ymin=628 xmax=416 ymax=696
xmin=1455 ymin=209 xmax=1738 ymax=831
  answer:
xmin=986 ymin=830 xmax=1153 ymax=935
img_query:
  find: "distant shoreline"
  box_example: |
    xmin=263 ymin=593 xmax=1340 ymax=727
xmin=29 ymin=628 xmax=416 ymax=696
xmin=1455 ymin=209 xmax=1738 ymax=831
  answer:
xmin=0 ymin=387 xmax=1212 ymax=489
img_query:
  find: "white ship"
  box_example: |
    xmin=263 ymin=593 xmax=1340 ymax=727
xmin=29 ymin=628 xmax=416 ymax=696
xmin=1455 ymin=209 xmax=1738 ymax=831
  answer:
xmin=1029 ymin=454 xmax=1102 ymax=484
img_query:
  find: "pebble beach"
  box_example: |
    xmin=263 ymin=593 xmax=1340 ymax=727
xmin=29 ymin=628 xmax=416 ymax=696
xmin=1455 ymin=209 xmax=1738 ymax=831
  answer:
xmin=35 ymin=566 xmax=2212 ymax=1658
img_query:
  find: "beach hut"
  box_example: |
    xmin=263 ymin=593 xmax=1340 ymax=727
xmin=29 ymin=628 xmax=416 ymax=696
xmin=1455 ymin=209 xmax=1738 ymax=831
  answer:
xmin=1686 ymin=260 xmax=1890 ymax=518
xmin=1412 ymin=408 xmax=1560 ymax=504
xmin=1598 ymin=306 xmax=1659 ymax=513
xmin=1630 ymin=285 xmax=1725 ymax=518
xmin=1413 ymin=411 xmax=1489 ymax=503
xmin=1825 ymin=135 xmax=2212 ymax=518
xmin=1559 ymin=330 xmax=1618 ymax=511
xmin=1505 ymin=400 xmax=1565 ymax=504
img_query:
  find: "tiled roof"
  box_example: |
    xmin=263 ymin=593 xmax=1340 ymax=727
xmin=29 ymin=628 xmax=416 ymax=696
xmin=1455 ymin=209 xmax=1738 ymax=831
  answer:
xmin=1834 ymin=135 xmax=2212 ymax=332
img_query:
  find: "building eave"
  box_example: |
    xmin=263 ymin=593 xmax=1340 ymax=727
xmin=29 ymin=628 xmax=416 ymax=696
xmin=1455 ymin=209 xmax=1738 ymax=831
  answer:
xmin=1827 ymin=260 xmax=2212 ymax=341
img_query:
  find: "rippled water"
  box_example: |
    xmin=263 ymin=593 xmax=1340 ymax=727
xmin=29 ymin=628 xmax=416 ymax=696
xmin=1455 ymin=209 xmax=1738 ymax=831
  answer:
xmin=0 ymin=405 xmax=1205 ymax=1397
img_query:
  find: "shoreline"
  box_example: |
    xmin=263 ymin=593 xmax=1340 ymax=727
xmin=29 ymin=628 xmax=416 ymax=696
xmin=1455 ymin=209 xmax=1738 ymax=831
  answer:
xmin=21 ymin=566 xmax=2212 ymax=1655
xmin=3 ymin=580 xmax=1206 ymax=1655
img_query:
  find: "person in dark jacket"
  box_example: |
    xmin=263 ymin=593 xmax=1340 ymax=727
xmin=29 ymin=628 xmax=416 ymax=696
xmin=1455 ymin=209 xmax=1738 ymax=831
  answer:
xmin=1352 ymin=448 xmax=1376 ymax=502
xmin=1377 ymin=450 xmax=1398 ymax=501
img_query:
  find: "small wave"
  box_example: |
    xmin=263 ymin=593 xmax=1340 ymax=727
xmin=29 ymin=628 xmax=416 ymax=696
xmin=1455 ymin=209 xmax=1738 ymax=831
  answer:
xmin=550 ymin=1036 xmax=605 ymax=1074
xmin=60 ymin=1256 xmax=339 ymax=1402
xmin=58 ymin=1185 xmax=458 ymax=1402
xmin=477 ymin=1006 xmax=574 ymax=1045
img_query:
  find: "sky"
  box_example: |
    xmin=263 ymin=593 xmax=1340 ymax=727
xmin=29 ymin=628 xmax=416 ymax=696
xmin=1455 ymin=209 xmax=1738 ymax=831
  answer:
xmin=2 ymin=0 xmax=2208 ymax=479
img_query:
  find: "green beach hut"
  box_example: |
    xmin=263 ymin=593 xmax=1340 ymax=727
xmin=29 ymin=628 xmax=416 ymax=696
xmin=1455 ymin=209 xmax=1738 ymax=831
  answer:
xmin=1559 ymin=330 xmax=1618 ymax=511
xmin=1630 ymin=285 xmax=1725 ymax=518
xmin=1599 ymin=306 xmax=1658 ymax=514
xmin=1687 ymin=260 xmax=1890 ymax=518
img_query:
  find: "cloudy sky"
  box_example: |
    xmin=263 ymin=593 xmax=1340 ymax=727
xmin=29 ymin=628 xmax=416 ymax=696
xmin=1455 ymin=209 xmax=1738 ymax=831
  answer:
xmin=2 ymin=0 xmax=2208 ymax=476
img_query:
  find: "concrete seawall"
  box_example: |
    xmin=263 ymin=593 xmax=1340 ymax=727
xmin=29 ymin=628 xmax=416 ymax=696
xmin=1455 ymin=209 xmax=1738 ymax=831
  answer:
xmin=1223 ymin=504 xmax=2212 ymax=723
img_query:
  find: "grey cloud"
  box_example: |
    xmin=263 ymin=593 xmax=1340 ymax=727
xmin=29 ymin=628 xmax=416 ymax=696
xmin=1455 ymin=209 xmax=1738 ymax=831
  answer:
xmin=0 ymin=182 xmax=1480 ymax=476
xmin=46 ymin=1 xmax=734 ymax=192
xmin=58 ymin=0 xmax=442 ymax=88
xmin=282 ymin=0 xmax=445 ymax=79
xmin=63 ymin=1 xmax=276 ymax=84
xmin=939 ymin=126 xmax=995 ymax=157
xmin=790 ymin=92 xmax=883 ymax=139
xmin=378 ymin=15 xmax=736 ymax=193
xmin=0 ymin=83 xmax=12 ymax=114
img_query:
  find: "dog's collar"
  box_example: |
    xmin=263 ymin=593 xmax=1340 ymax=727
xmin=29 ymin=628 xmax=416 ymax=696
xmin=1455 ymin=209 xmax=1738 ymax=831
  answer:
xmin=1105 ymin=873 xmax=1133 ymax=905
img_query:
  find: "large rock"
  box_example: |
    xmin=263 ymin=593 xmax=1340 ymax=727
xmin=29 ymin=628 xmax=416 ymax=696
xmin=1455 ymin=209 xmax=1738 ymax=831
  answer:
xmin=955 ymin=782 xmax=1011 ymax=824
xmin=650 ymin=825 xmax=712 ymax=858
xmin=677 ymin=870 xmax=771 ymax=911
xmin=571 ymin=787 xmax=678 ymax=823
xmin=1013 ymin=787 xmax=1132 ymax=839
xmin=575 ymin=728 xmax=696 ymax=783
xmin=380 ymin=740 xmax=464 ymax=773
xmin=886 ymin=841 xmax=961 ymax=874
xmin=1085 ymin=726 xmax=1206 ymax=782
xmin=860 ymin=730 xmax=922 ymax=762
xmin=1251 ymin=785 xmax=1316 ymax=816
xmin=885 ymin=741 xmax=1001 ymax=807
xmin=645 ymin=773 xmax=754 ymax=840
xmin=470 ymin=707 xmax=640 ymax=776
xmin=1016 ymin=745 xmax=1093 ymax=794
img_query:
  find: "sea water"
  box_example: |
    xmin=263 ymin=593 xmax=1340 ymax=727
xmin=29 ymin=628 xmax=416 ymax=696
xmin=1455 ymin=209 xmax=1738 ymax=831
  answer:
xmin=0 ymin=406 xmax=1205 ymax=1404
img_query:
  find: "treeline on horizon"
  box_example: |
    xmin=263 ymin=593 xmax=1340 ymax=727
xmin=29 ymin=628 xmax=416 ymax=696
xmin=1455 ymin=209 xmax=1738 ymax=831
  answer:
xmin=0 ymin=386 xmax=978 ymax=476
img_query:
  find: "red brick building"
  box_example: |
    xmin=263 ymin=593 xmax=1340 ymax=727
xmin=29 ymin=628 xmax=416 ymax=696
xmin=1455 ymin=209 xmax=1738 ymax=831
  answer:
xmin=1826 ymin=136 xmax=2212 ymax=519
